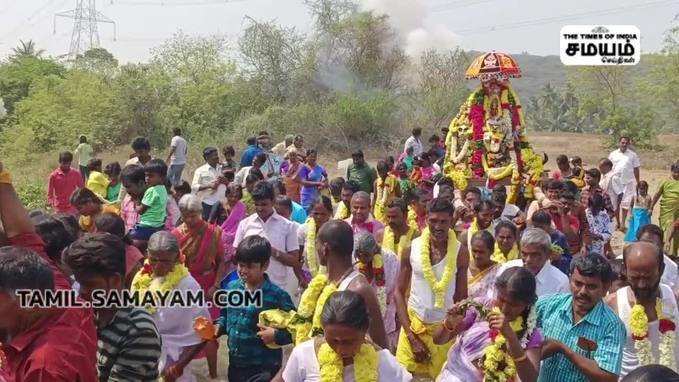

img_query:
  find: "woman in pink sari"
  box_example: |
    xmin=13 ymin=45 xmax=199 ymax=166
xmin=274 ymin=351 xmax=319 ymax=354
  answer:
xmin=171 ymin=194 xmax=228 ymax=379
xmin=219 ymin=183 xmax=246 ymax=272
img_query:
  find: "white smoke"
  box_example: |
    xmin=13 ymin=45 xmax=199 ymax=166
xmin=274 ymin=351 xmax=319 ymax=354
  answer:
xmin=360 ymin=0 xmax=459 ymax=57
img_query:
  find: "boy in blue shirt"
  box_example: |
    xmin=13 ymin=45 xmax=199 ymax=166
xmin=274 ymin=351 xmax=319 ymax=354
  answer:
xmin=216 ymin=235 xmax=295 ymax=381
xmin=129 ymin=159 xmax=168 ymax=243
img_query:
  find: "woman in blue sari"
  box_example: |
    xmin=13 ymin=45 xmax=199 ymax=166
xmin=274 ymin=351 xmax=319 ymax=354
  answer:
xmin=299 ymin=149 xmax=328 ymax=212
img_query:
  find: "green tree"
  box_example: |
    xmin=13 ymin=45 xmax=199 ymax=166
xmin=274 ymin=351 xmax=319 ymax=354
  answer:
xmin=239 ymin=17 xmax=309 ymax=103
xmin=74 ymin=48 xmax=119 ymax=77
xmin=410 ymin=48 xmax=469 ymax=129
xmin=0 ymin=55 xmax=65 ymax=114
xmin=10 ymin=40 xmax=45 ymax=60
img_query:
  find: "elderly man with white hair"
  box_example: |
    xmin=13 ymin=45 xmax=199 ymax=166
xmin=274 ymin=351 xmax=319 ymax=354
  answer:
xmin=354 ymin=231 xmax=401 ymax=352
xmin=131 ymin=231 xmax=211 ymax=382
xmin=494 ymin=227 xmax=570 ymax=298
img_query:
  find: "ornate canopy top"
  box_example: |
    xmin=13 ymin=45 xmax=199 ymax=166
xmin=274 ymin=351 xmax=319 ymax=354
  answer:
xmin=465 ymin=51 xmax=521 ymax=81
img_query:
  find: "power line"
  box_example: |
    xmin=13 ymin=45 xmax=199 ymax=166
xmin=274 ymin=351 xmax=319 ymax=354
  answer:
xmin=447 ymin=0 xmax=679 ymax=35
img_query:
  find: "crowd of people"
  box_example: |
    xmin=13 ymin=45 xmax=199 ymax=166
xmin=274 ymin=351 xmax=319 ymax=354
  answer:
xmin=0 ymin=126 xmax=678 ymax=382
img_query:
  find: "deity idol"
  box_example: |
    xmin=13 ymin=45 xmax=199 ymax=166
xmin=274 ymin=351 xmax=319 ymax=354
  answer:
xmin=443 ymin=52 xmax=544 ymax=203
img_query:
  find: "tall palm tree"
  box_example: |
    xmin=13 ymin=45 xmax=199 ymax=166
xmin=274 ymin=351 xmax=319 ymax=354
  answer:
xmin=11 ymin=40 xmax=45 ymax=58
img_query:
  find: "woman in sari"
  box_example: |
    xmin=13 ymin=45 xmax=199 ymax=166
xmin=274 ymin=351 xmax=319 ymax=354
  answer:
xmin=467 ymin=231 xmax=501 ymax=301
xmin=299 ymin=149 xmax=328 ymax=213
xmin=171 ymin=194 xmax=228 ymax=379
xmin=434 ymin=267 xmax=542 ymax=382
xmin=219 ymin=183 xmax=246 ymax=273
xmin=283 ymin=150 xmax=303 ymax=203
xmin=132 ymin=231 xmax=211 ymax=382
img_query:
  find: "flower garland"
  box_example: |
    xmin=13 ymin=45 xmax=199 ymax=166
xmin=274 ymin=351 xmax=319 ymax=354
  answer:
xmin=482 ymin=306 xmax=537 ymax=382
xmin=407 ymin=206 xmax=418 ymax=231
xmin=318 ymin=342 xmax=378 ymax=382
xmin=630 ymin=299 xmax=677 ymax=370
xmin=382 ymin=225 xmax=417 ymax=258
xmin=292 ymin=274 xmax=334 ymax=344
xmin=305 ymin=218 xmax=326 ymax=277
xmin=420 ymin=227 xmax=458 ymax=309
xmin=312 ymin=282 xmax=338 ymax=337
xmin=491 ymin=243 xmax=519 ymax=264
xmin=374 ymin=176 xmax=392 ymax=224
xmin=357 ymin=253 xmax=386 ymax=314
xmin=131 ymin=260 xmax=189 ymax=314
xmin=335 ymin=201 xmax=350 ymax=220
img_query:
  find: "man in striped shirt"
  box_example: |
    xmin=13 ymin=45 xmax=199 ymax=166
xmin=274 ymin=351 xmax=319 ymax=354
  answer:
xmin=64 ymin=233 xmax=162 ymax=381
xmin=536 ymin=254 xmax=625 ymax=382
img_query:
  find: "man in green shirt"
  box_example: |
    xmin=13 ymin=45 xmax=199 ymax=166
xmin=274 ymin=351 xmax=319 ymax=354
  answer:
xmin=74 ymin=135 xmax=93 ymax=182
xmin=346 ymin=150 xmax=377 ymax=195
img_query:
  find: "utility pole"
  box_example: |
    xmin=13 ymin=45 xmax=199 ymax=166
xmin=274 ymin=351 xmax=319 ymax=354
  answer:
xmin=54 ymin=0 xmax=117 ymax=60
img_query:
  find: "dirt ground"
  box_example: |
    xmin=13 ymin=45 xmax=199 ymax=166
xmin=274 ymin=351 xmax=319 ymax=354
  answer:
xmin=6 ymin=132 xmax=677 ymax=381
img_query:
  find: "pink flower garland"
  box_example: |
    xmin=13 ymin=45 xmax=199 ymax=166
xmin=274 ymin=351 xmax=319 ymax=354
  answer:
xmin=469 ymin=104 xmax=485 ymax=178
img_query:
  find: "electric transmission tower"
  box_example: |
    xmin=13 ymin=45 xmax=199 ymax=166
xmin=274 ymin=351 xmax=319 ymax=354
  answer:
xmin=54 ymin=0 xmax=117 ymax=60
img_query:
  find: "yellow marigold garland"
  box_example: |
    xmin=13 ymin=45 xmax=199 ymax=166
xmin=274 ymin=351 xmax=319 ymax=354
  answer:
xmin=335 ymin=201 xmax=350 ymax=220
xmin=374 ymin=176 xmax=393 ymax=224
xmin=318 ymin=342 xmax=378 ymax=382
xmin=420 ymin=227 xmax=458 ymax=310
xmin=131 ymin=261 xmax=189 ymax=314
xmin=292 ymin=274 xmax=332 ymax=344
xmin=382 ymin=225 xmax=417 ymax=258
xmin=312 ymin=283 xmax=338 ymax=337
xmin=482 ymin=307 xmax=521 ymax=382
xmin=305 ymin=218 xmax=326 ymax=277
xmin=491 ymin=243 xmax=519 ymax=264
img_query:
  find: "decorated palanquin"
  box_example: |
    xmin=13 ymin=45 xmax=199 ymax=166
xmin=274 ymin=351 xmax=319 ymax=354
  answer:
xmin=443 ymin=51 xmax=544 ymax=203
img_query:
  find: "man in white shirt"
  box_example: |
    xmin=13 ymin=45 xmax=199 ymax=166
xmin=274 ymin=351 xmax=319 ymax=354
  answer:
xmin=165 ymin=128 xmax=188 ymax=187
xmin=191 ymin=147 xmax=226 ymax=220
xmin=598 ymin=158 xmax=624 ymax=226
xmin=404 ymin=128 xmax=424 ymax=157
xmin=233 ymin=181 xmax=301 ymax=298
xmin=495 ymin=227 xmax=570 ymax=297
xmin=608 ymin=136 xmax=641 ymax=230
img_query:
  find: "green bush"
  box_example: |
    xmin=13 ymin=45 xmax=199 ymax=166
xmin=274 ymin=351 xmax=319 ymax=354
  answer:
xmin=16 ymin=181 xmax=48 ymax=211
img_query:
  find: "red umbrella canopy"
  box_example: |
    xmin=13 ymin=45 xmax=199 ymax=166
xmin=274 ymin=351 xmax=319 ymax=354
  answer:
xmin=465 ymin=51 xmax=521 ymax=80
